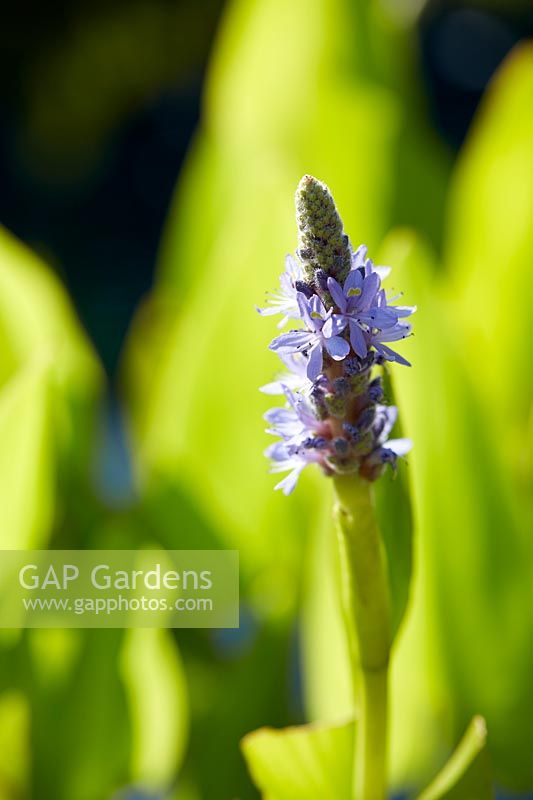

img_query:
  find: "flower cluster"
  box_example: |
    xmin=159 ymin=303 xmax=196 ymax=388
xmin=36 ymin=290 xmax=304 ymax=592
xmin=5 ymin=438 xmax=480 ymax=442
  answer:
xmin=259 ymin=175 xmax=415 ymax=494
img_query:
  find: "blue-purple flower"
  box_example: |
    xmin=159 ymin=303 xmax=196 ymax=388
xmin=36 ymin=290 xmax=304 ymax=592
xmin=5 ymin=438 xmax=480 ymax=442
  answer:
xmin=257 ymin=254 xmax=303 ymax=328
xmin=326 ymin=271 xmax=398 ymax=358
xmin=360 ymin=406 xmax=412 ymax=479
xmin=265 ymin=441 xmax=324 ymax=495
xmin=259 ymin=175 xmax=415 ymax=493
xmin=368 ymin=322 xmax=413 ymax=366
xmin=259 ymin=352 xmax=309 ymax=396
xmin=269 ymin=293 xmax=350 ymax=380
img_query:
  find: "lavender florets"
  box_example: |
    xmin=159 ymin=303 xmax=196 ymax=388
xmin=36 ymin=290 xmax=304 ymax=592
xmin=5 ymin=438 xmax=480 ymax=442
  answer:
xmin=259 ymin=175 xmax=415 ymax=494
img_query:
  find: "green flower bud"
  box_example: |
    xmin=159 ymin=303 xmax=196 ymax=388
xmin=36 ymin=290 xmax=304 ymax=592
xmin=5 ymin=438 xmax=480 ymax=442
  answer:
xmin=295 ymin=175 xmax=352 ymax=285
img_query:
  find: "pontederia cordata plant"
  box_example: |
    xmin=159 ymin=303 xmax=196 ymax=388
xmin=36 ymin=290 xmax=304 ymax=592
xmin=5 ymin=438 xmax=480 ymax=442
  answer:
xmin=259 ymin=175 xmax=414 ymax=799
xmin=247 ymin=176 xmax=490 ymax=800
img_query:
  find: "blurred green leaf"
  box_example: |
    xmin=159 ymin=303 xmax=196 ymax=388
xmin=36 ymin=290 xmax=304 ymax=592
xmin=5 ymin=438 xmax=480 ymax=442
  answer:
xmin=417 ymin=717 xmax=492 ymax=800
xmin=0 ymin=227 xmax=102 ymax=549
xmin=120 ymin=627 xmax=189 ymax=790
xmin=28 ymin=630 xmax=130 ymax=800
xmin=0 ymin=691 xmax=29 ymax=800
xmin=301 ymin=485 xmax=354 ymax=723
xmin=379 ymin=225 xmax=533 ymax=790
xmin=0 ymin=226 xmax=99 ymax=392
xmin=446 ymin=44 xmax=533 ymax=418
xmin=241 ymin=718 xmax=355 ymax=800
xmin=445 ymin=44 xmax=533 ymax=468
xmin=0 ymin=360 xmax=55 ymax=549
xmin=389 ymin=45 xmax=533 ymax=790
xmin=375 ymin=440 xmax=413 ymax=640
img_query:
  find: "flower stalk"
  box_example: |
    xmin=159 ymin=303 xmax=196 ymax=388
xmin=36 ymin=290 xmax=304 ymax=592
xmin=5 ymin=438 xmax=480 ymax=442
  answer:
xmin=334 ymin=473 xmax=390 ymax=800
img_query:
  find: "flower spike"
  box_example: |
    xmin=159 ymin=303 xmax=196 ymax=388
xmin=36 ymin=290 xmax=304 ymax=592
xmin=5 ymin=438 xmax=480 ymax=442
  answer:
xmin=259 ymin=175 xmax=415 ymax=493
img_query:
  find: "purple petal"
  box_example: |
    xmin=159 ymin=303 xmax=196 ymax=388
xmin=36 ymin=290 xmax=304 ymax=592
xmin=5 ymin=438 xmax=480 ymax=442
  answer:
xmin=377 ymin=323 xmax=412 ymax=342
xmin=307 ymin=295 xmax=327 ymax=330
xmin=351 ymin=244 xmax=368 ymax=269
xmin=327 ymin=277 xmax=346 ymax=311
xmin=279 ymin=352 xmax=308 ymax=376
xmin=344 ymin=270 xmax=363 ymax=295
xmin=367 ymin=307 xmax=398 ymax=328
xmin=374 ymin=343 xmax=411 ymax=366
xmin=296 ymin=292 xmax=313 ymax=327
xmin=257 ymin=305 xmax=281 ymax=317
xmin=324 ymin=336 xmax=350 ymax=361
xmin=265 ymin=441 xmax=290 ymax=461
xmin=269 ymin=330 xmax=311 ymax=352
xmin=285 ymin=254 xmax=301 ymax=279
xmin=323 ymin=314 xmax=347 ymax=338
xmin=281 ymin=385 xmax=298 ymax=411
xmin=310 ymin=294 xmax=324 ymax=315
xmin=264 ymin=407 xmax=295 ymax=424
xmin=307 ymin=342 xmax=323 ymax=380
xmin=348 ymin=320 xmax=368 ymax=358
xmin=392 ymin=305 xmax=417 ymax=318
xmin=360 ymin=273 xmax=380 ymax=309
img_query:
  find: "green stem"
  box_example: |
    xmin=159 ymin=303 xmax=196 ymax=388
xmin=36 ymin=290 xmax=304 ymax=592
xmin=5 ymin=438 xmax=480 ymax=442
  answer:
xmin=333 ymin=473 xmax=391 ymax=800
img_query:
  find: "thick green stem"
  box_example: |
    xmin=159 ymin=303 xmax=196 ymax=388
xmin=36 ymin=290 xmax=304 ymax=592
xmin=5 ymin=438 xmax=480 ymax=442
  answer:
xmin=333 ymin=473 xmax=391 ymax=800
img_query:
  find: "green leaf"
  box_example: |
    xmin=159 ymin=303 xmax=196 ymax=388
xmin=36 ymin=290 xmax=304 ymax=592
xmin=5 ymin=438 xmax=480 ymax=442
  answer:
xmin=0 ymin=360 xmax=56 ymax=549
xmin=377 ymin=227 xmax=533 ymax=790
xmin=417 ymin=717 xmax=493 ymax=800
xmin=374 ymin=429 xmax=413 ymax=640
xmin=0 ymin=691 xmax=29 ymax=800
xmin=446 ymin=44 xmax=533 ymax=430
xmin=241 ymin=718 xmax=355 ymax=800
xmin=0 ymin=226 xmax=100 ymax=395
xmin=120 ymin=628 xmax=189 ymax=790
xmin=0 ymin=226 xmax=102 ymax=549
xmin=28 ymin=629 xmax=131 ymax=800
xmin=300 ymin=485 xmax=354 ymax=723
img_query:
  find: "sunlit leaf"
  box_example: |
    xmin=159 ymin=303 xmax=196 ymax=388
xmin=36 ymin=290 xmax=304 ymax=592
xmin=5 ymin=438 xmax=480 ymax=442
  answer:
xmin=120 ymin=628 xmax=189 ymax=790
xmin=300 ymin=484 xmax=354 ymax=722
xmin=0 ymin=226 xmax=99 ymax=396
xmin=446 ymin=44 xmax=533 ymax=435
xmin=379 ymin=228 xmax=533 ymax=790
xmin=374 ymin=426 xmax=413 ymax=639
xmin=0 ymin=227 xmax=102 ymax=549
xmin=241 ymin=718 xmax=355 ymax=800
xmin=0 ymin=691 xmax=29 ymax=800
xmin=0 ymin=360 xmax=55 ymax=549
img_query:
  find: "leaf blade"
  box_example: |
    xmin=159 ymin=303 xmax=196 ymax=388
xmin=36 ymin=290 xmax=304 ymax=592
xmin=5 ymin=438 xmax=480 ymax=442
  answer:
xmin=241 ymin=718 xmax=355 ymax=800
xmin=417 ymin=717 xmax=492 ymax=800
